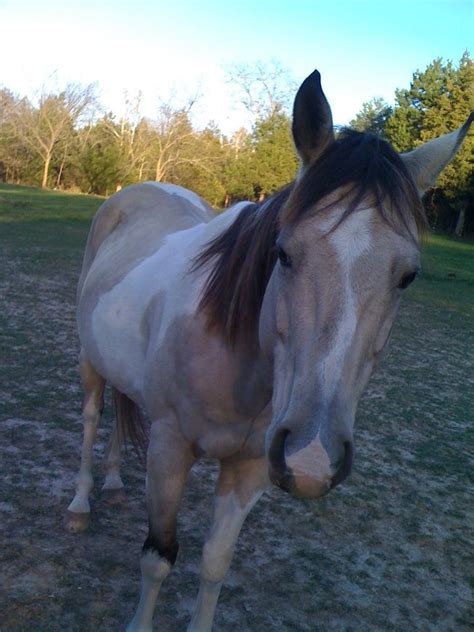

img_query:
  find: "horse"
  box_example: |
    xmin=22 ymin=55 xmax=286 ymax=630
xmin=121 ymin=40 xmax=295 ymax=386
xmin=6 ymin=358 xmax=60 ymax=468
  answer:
xmin=65 ymin=69 xmax=473 ymax=631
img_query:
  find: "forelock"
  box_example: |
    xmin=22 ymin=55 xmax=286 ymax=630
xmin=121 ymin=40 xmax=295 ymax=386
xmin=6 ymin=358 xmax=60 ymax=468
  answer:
xmin=281 ymin=129 xmax=428 ymax=240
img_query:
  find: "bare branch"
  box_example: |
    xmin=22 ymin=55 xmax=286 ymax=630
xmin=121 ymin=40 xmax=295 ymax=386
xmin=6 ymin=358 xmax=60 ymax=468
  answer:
xmin=225 ymin=59 xmax=297 ymax=119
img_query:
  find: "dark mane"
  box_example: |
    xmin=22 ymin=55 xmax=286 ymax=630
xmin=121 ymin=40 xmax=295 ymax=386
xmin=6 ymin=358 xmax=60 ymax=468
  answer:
xmin=193 ymin=129 xmax=427 ymax=346
xmin=283 ymin=128 xmax=427 ymax=235
xmin=191 ymin=186 xmax=293 ymax=346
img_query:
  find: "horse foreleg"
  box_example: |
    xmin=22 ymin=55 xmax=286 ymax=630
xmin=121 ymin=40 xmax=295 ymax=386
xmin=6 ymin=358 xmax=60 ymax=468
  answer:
xmin=65 ymin=350 xmax=105 ymax=533
xmin=187 ymin=456 xmax=268 ymax=632
xmin=101 ymin=421 xmax=126 ymax=505
xmin=127 ymin=418 xmax=195 ymax=632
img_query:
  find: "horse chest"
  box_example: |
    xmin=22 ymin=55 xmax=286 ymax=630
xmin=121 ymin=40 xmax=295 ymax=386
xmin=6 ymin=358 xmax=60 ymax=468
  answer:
xmin=144 ymin=314 xmax=272 ymax=458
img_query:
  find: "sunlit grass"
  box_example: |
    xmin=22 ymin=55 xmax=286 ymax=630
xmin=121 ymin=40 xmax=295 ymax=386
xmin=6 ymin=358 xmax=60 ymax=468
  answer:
xmin=0 ymin=182 xmax=103 ymax=223
xmin=407 ymin=233 xmax=474 ymax=318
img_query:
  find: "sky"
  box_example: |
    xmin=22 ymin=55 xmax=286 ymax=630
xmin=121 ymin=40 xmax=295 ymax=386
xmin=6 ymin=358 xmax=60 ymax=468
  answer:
xmin=0 ymin=0 xmax=472 ymax=134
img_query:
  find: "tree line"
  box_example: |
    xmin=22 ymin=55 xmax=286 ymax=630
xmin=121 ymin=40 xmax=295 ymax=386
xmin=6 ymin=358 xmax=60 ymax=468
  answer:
xmin=0 ymin=62 xmax=298 ymax=208
xmin=351 ymin=52 xmax=473 ymax=236
xmin=0 ymin=55 xmax=472 ymax=233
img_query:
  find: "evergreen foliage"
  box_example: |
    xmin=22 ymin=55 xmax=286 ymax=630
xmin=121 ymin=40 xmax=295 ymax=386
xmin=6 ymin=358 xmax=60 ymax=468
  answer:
xmin=352 ymin=52 xmax=473 ymax=235
xmin=350 ymin=98 xmax=392 ymax=136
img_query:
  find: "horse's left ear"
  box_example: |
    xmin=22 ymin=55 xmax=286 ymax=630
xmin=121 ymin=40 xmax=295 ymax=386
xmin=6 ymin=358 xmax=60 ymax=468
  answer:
xmin=401 ymin=112 xmax=474 ymax=194
xmin=292 ymin=69 xmax=335 ymax=168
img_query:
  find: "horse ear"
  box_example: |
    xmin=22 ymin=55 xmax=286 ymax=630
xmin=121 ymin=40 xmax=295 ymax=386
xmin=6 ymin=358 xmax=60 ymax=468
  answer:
xmin=292 ymin=69 xmax=335 ymax=167
xmin=401 ymin=112 xmax=474 ymax=194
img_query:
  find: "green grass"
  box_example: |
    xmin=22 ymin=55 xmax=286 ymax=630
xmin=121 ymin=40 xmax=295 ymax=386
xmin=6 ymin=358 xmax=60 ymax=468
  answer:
xmin=0 ymin=182 xmax=103 ymax=223
xmin=1 ymin=182 xmax=472 ymax=316
xmin=408 ymin=234 xmax=474 ymax=318
xmin=0 ymin=183 xmax=103 ymax=283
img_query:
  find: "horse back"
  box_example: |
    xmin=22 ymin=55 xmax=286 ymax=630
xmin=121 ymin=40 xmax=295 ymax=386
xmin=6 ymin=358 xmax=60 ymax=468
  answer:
xmin=77 ymin=182 xmax=214 ymax=302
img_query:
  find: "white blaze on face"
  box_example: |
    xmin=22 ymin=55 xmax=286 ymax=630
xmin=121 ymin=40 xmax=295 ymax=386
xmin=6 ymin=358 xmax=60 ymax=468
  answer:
xmin=319 ymin=208 xmax=373 ymax=398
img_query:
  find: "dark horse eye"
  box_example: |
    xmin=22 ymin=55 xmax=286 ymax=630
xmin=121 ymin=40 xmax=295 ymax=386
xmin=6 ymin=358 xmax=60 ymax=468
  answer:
xmin=398 ymin=270 xmax=418 ymax=290
xmin=277 ymin=246 xmax=292 ymax=268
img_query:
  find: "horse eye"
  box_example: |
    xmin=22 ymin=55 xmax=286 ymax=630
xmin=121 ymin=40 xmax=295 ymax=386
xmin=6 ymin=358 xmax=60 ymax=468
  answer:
xmin=277 ymin=246 xmax=292 ymax=268
xmin=398 ymin=270 xmax=418 ymax=290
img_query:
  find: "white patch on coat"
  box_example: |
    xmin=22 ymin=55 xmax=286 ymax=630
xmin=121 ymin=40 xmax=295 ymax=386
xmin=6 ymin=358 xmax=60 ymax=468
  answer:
xmin=91 ymin=222 xmax=204 ymax=396
xmin=229 ymin=200 xmax=252 ymax=213
xmin=67 ymin=494 xmax=91 ymax=513
xmin=102 ymin=472 xmax=124 ymax=490
xmin=319 ymin=208 xmax=373 ymax=397
xmin=200 ymin=490 xmax=263 ymax=584
xmin=147 ymin=182 xmax=209 ymax=213
xmin=127 ymin=551 xmax=172 ymax=631
xmin=90 ymin=202 xmax=248 ymax=400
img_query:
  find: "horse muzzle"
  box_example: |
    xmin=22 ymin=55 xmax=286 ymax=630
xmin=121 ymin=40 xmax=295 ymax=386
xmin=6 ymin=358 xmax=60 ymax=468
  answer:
xmin=267 ymin=427 xmax=353 ymax=498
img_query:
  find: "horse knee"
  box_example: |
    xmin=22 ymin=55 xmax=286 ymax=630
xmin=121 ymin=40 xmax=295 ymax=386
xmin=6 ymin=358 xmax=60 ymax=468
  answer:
xmin=140 ymin=550 xmax=173 ymax=585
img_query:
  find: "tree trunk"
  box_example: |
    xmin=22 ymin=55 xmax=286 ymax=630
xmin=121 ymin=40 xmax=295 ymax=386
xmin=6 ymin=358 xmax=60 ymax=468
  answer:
xmin=56 ymin=143 xmax=69 ymax=189
xmin=454 ymin=201 xmax=468 ymax=237
xmin=155 ymin=163 xmax=163 ymax=182
xmin=41 ymin=154 xmax=51 ymax=189
xmin=56 ymin=155 xmax=66 ymax=189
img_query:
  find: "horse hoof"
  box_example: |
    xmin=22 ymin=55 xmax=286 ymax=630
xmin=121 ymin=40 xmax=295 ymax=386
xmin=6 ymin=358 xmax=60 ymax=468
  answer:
xmin=101 ymin=487 xmax=127 ymax=506
xmin=64 ymin=510 xmax=90 ymax=533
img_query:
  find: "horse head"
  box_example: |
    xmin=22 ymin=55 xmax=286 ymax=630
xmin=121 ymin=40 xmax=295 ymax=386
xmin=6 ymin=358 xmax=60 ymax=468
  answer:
xmin=262 ymin=70 xmax=472 ymax=497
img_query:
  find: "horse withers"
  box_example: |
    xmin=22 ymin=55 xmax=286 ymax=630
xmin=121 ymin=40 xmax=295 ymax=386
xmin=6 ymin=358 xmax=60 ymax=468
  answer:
xmin=65 ymin=69 xmax=473 ymax=631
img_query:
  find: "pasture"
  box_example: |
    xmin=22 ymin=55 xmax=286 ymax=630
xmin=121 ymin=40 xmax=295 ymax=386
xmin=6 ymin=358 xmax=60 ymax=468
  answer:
xmin=1 ymin=182 xmax=473 ymax=631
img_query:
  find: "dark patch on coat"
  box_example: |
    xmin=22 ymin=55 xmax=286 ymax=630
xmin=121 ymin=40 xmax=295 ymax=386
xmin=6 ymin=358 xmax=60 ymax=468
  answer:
xmin=143 ymin=532 xmax=179 ymax=565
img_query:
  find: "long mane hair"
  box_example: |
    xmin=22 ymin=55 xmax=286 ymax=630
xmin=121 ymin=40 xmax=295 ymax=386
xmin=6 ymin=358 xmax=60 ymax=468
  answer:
xmin=192 ymin=129 xmax=427 ymax=346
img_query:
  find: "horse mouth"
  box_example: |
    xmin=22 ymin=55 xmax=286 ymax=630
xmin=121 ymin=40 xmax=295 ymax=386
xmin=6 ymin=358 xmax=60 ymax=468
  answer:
xmin=267 ymin=427 xmax=353 ymax=498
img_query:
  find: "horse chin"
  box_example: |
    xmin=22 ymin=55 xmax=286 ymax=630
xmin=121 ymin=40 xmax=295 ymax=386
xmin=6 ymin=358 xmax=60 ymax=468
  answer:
xmin=269 ymin=472 xmax=332 ymax=498
xmin=283 ymin=434 xmax=334 ymax=498
xmin=287 ymin=473 xmax=332 ymax=499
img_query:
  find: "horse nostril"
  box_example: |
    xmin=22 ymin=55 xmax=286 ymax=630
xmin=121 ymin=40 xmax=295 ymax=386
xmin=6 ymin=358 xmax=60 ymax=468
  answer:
xmin=330 ymin=441 xmax=353 ymax=489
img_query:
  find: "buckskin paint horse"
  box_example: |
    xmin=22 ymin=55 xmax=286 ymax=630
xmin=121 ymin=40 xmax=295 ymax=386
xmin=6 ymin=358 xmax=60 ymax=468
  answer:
xmin=65 ymin=70 xmax=473 ymax=631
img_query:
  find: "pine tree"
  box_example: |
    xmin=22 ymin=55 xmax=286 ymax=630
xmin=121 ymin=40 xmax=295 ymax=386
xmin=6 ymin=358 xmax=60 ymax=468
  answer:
xmin=350 ymin=98 xmax=392 ymax=136
xmin=384 ymin=53 xmax=474 ymax=233
xmin=250 ymin=108 xmax=299 ymax=200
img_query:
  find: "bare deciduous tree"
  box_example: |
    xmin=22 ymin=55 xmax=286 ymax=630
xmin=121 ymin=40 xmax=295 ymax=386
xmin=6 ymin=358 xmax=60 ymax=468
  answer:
xmin=99 ymin=92 xmax=155 ymax=185
xmin=11 ymin=82 xmax=97 ymax=188
xmin=225 ymin=59 xmax=297 ymax=119
xmin=152 ymin=92 xmax=204 ymax=182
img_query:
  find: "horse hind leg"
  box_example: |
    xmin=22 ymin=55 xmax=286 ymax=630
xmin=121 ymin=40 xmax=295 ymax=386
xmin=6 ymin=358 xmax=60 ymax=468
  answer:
xmin=102 ymin=388 xmax=147 ymax=505
xmin=101 ymin=415 xmax=127 ymax=506
xmin=64 ymin=350 xmax=105 ymax=533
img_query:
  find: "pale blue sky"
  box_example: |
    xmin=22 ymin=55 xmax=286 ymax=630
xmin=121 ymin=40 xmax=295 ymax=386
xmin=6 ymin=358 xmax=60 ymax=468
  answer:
xmin=0 ymin=0 xmax=472 ymax=133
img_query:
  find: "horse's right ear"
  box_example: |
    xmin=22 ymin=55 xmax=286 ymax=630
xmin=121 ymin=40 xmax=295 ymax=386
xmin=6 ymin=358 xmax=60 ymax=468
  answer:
xmin=401 ymin=112 xmax=474 ymax=194
xmin=292 ymin=69 xmax=335 ymax=168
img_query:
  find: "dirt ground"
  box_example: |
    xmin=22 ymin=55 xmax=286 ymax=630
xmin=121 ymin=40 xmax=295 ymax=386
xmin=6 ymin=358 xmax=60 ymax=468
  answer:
xmin=1 ymin=220 xmax=473 ymax=631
